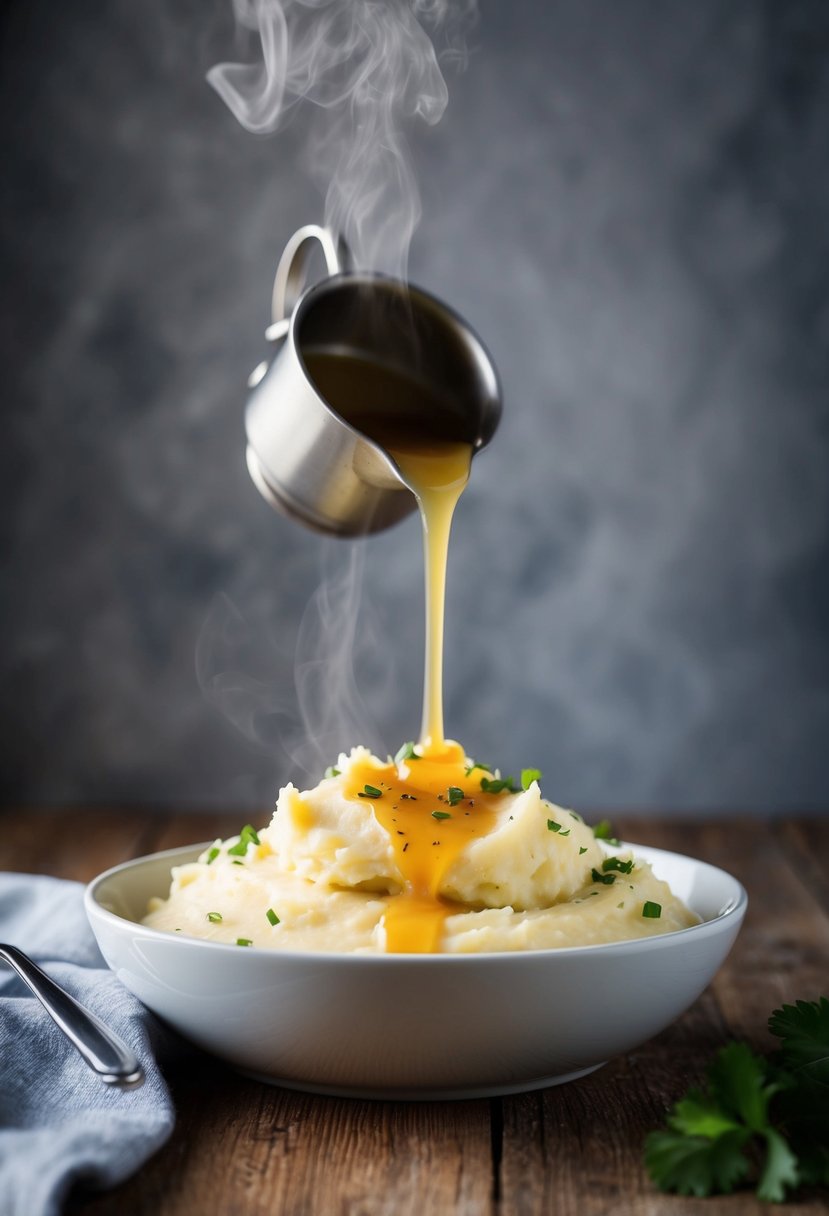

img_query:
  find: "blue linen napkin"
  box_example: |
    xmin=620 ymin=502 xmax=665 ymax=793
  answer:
xmin=0 ymin=873 xmax=177 ymax=1216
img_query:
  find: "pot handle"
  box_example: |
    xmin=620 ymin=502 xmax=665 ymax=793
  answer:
xmin=265 ymin=225 xmax=352 ymax=341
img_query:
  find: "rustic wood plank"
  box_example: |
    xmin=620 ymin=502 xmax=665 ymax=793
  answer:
xmin=621 ymin=816 xmax=829 ymax=1048
xmin=69 ymin=1060 xmax=495 ymax=1216
xmin=775 ymin=817 xmax=829 ymax=919
xmin=497 ymin=819 xmax=829 ymax=1215
xmin=0 ymin=807 xmax=165 ymax=882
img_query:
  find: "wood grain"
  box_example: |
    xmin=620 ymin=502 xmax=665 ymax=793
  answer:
xmin=497 ymin=816 xmax=829 ymax=1216
xmin=0 ymin=807 xmax=161 ymax=882
xmin=3 ymin=810 xmax=827 ymax=1215
xmin=69 ymin=1063 xmax=494 ymax=1216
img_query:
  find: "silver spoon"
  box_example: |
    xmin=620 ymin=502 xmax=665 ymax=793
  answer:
xmin=0 ymin=943 xmax=144 ymax=1087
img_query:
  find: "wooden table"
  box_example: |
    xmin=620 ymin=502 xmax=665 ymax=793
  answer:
xmin=2 ymin=810 xmax=827 ymax=1215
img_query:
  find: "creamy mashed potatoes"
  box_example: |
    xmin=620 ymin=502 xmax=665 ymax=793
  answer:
xmin=144 ymin=745 xmax=698 ymax=953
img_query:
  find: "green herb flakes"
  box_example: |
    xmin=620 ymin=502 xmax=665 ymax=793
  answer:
xmin=579 ymin=846 xmax=588 ymax=855
xmin=395 ymin=742 xmax=420 ymax=764
xmin=480 ymin=776 xmax=518 ymax=794
xmin=266 ymin=908 xmax=280 ymax=926
xmin=521 ymin=767 xmax=542 ymax=790
xmin=432 ymin=810 xmax=451 ymax=821
xmin=547 ymin=820 xmax=563 ymax=833
xmin=358 ymin=784 xmax=383 ymax=799
xmin=447 ymin=786 xmax=464 ymax=806
xmin=592 ymin=819 xmax=621 ymax=846
xmin=465 ymin=761 xmax=491 ymax=776
xmin=642 ymin=901 xmax=662 ymax=919
xmin=324 ymin=765 xmax=340 ymax=779
xmin=603 ymin=856 xmax=634 ymax=875
xmin=205 ymin=846 xmax=220 ymax=865
xmin=228 ymin=824 xmax=261 ymax=856
xmin=236 ymin=938 xmax=253 ymax=947
xmin=206 ymin=912 xmax=223 ymax=924
xmin=591 ymin=867 xmax=617 ymax=886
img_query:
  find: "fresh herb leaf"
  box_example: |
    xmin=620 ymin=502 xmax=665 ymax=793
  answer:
xmin=206 ymin=911 xmax=222 ymax=923
xmin=578 ymin=846 xmax=588 ymax=855
xmin=768 ymin=997 xmax=829 ymax=1089
xmin=644 ymin=1004 xmax=829 ymax=1203
xmin=432 ymin=810 xmax=451 ymax=821
xmin=324 ymin=765 xmax=340 ymax=779
xmin=236 ymin=938 xmax=252 ymax=947
xmin=602 ymin=856 xmax=634 ymax=874
xmin=642 ymin=901 xmax=662 ymax=918
xmin=645 ymin=1127 xmax=751 ymax=1198
xmin=395 ymin=741 xmax=420 ymax=764
xmin=521 ymin=767 xmax=542 ymax=790
xmin=757 ymin=1130 xmax=800 ymax=1204
xmin=205 ymin=846 xmax=220 ymax=865
xmin=358 ymin=784 xmax=383 ymax=799
xmin=447 ymin=786 xmax=464 ymax=806
xmin=591 ymin=867 xmax=616 ymax=885
xmin=265 ymin=908 xmax=280 ymax=926
xmin=592 ymin=819 xmax=620 ymax=846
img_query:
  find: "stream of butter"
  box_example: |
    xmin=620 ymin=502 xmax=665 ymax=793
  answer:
xmin=346 ymin=438 xmax=489 ymax=951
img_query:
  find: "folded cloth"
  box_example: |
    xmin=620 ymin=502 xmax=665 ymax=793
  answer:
xmin=0 ymin=873 xmax=177 ymax=1216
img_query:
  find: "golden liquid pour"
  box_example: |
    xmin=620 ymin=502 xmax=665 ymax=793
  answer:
xmin=388 ymin=440 xmax=471 ymax=752
xmin=349 ymin=439 xmax=493 ymax=951
xmin=344 ymin=745 xmax=502 ymax=953
xmin=303 ymin=351 xmax=501 ymax=952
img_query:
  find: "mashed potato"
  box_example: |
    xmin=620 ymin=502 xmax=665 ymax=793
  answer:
xmin=144 ymin=745 xmax=698 ymax=953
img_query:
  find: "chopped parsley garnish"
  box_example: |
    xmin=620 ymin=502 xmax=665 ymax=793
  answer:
xmin=205 ymin=846 xmax=220 ymax=865
xmin=642 ymin=900 xmax=662 ymax=918
xmin=394 ymin=741 xmax=420 ymax=764
xmin=228 ymin=824 xmax=261 ymax=856
xmin=579 ymin=846 xmax=588 ymax=855
xmin=603 ymin=856 xmax=634 ymax=875
xmin=547 ymin=820 xmax=570 ymax=835
xmin=591 ymin=867 xmax=617 ymax=885
xmin=265 ymin=908 xmax=280 ymax=926
xmin=447 ymin=786 xmax=464 ymax=806
xmin=432 ymin=810 xmax=452 ymax=820
xmin=232 ymin=860 xmax=244 ymax=866
xmin=465 ymin=761 xmax=492 ymax=776
xmin=206 ymin=911 xmax=223 ymax=923
xmin=236 ymin=938 xmax=253 ymax=947
xmin=324 ymin=765 xmax=340 ymax=779
xmin=480 ymin=775 xmax=519 ymax=794
xmin=358 ymin=784 xmax=383 ymax=799
xmin=645 ymin=997 xmax=829 ymax=1202
xmin=521 ymin=767 xmax=542 ymax=790
xmin=592 ymin=819 xmax=621 ymax=846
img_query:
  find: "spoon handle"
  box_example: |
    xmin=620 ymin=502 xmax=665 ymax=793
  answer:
xmin=0 ymin=943 xmax=144 ymax=1086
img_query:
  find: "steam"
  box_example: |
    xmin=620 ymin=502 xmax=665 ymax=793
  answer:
xmin=196 ymin=542 xmax=391 ymax=787
xmin=208 ymin=0 xmax=477 ymax=277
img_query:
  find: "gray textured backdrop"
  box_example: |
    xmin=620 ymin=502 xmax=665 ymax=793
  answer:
xmin=2 ymin=0 xmax=828 ymax=813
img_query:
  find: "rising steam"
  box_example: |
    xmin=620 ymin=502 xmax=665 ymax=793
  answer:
xmin=208 ymin=0 xmax=477 ymax=277
xmin=196 ymin=543 xmax=390 ymax=787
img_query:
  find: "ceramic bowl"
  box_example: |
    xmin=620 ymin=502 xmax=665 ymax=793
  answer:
xmin=85 ymin=842 xmax=746 ymax=1100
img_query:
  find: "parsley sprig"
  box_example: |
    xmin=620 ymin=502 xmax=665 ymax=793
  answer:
xmin=645 ymin=996 xmax=829 ymax=1202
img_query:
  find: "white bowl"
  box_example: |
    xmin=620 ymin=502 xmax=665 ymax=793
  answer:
xmin=85 ymin=841 xmax=746 ymax=1100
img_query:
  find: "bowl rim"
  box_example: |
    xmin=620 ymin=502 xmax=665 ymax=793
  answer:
xmin=85 ymin=838 xmax=747 ymax=966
